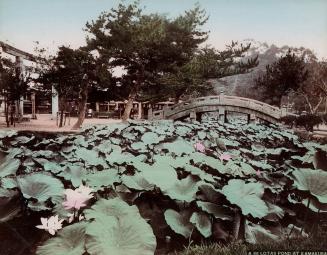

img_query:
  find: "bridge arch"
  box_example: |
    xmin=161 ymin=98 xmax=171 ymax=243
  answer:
xmin=149 ymin=95 xmax=282 ymax=124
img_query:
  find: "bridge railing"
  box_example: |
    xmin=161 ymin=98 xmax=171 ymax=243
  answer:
xmin=161 ymin=95 xmax=281 ymax=119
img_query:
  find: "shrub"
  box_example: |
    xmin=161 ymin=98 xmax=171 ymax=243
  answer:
xmin=281 ymin=115 xmax=297 ymax=127
xmin=295 ymin=114 xmax=323 ymax=131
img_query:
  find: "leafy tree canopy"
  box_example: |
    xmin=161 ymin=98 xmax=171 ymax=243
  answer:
xmin=144 ymin=42 xmax=258 ymax=103
xmin=255 ymin=49 xmax=309 ymax=106
xmin=85 ymin=1 xmax=209 ymax=119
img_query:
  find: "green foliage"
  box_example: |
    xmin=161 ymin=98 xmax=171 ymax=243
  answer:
xmin=221 ymin=180 xmax=268 ymax=218
xmin=85 ymin=2 xmax=209 ymax=118
xmin=36 ymin=222 xmax=87 ymax=255
xmin=0 ymin=157 xmax=20 ymax=178
xmin=164 ymin=209 xmax=193 ymax=238
xmin=291 ymin=169 xmax=327 ymax=203
xmin=85 ymin=198 xmax=156 ymax=255
xmin=0 ymin=119 xmax=326 ymax=254
xmin=295 ymin=114 xmax=323 ymax=131
xmin=0 ymin=56 xmax=29 ymax=102
xmin=281 ymin=115 xmax=297 ymax=127
xmin=255 ymin=49 xmax=309 ymax=106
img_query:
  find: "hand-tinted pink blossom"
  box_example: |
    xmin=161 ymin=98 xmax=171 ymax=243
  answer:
xmin=219 ymin=153 xmax=232 ymax=161
xmin=62 ymin=185 xmax=93 ymax=210
xmin=194 ymin=142 xmax=205 ymax=153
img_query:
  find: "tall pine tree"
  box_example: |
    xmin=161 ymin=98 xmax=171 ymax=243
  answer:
xmin=255 ymin=49 xmax=308 ymax=106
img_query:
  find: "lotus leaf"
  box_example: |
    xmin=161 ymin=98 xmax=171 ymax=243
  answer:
xmin=164 ymin=209 xmax=193 ymax=238
xmin=141 ymin=132 xmax=161 ymax=145
xmin=85 ymin=198 xmax=156 ymax=255
xmin=11 ymin=135 xmax=34 ymax=145
xmin=121 ymin=173 xmax=154 ymax=191
xmin=223 ymin=161 xmax=244 ymax=176
xmin=264 ymin=202 xmax=285 ymax=221
xmin=182 ymin=164 xmax=216 ymax=183
xmin=196 ymin=201 xmax=232 ymax=220
xmin=32 ymin=150 xmax=54 ymax=158
xmin=0 ymin=130 xmax=17 ymax=138
xmin=248 ymin=160 xmax=272 ymax=170
xmin=131 ymin=142 xmax=147 ymax=152
xmin=189 ymin=152 xmax=225 ymax=173
xmin=291 ymin=169 xmax=327 ymax=203
xmin=239 ymin=162 xmax=256 ymax=175
xmin=96 ymin=140 xmax=113 ymax=154
xmin=198 ymin=184 xmax=222 ymax=203
xmin=86 ymin=169 xmax=120 ymax=191
xmin=0 ymin=158 xmax=20 ymax=178
xmin=0 ymin=187 xmax=16 ymax=197
xmin=17 ymin=173 xmax=64 ymax=205
xmin=175 ymin=126 xmax=193 ymax=137
xmin=36 ymin=222 xmax=86 ymax=255
xmin=142 ymin=162 xmax=178 ymax=190
xmin=161 ymin=139 xmax=195 ymax=156
xmin=1 ymin=177 xmax=17 ymax=189
xmin=106 ymin=151 xmax=135 ymax=165
xmin=190 ymin=212 xmax=212 ymax=238
xmin=245 ymin=221 xmax=279 ymax=244
xmin=302 ymin=197 xmax=327 ymax=212
xmin=85 ymin=198 xmax=140 ymax=220
xmin=163 ymin=175 xmax=202 ymax=202
xmin=152 ymin=155 xmax=189 ymax=168
xmin=34 ymin=158 xmax=64 ymax=174
xmin=122 ymin=131 xmax=137 ymax=140
xmin=197 ymin=131 xmax=207 ymax=140
xmin=75 ymin=148 xmax=106 ymax=166
xmin=73 ymin=135 xmax=89 ymax=148
xmin=222 ymin=179 xmax=268 ymax=218
xmin=58 ymin=164 xmax=87 ymax=187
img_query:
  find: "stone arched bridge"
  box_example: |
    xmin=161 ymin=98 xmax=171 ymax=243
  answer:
xmin=149 ymin=95 xmax=283 ymax=124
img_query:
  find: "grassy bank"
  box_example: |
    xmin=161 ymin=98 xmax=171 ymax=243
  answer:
xmin=177 ymin=235 xmax=327 ymax=255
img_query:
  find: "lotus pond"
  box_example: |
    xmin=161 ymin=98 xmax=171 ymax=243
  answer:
xmin=0 ymin=119 xmax=326 ymax=255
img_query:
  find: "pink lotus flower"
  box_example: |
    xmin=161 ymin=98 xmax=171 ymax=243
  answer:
xmin=194 ymin=142 xmax=205 ymax=153
xmin=256 ymin=170 xmax=262 ymax=176
xmin=219 ymin=153 xmax=232 ymax=161
xmin=36 ymin=215 xmax=64 ymax=235
xmin=62 ymin=185 xmax=93 ymax=210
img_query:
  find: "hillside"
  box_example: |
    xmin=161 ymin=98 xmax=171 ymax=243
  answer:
xmin=212 ymin=39 xmax=317 ymax=98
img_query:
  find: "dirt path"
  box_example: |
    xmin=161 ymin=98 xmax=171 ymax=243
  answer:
xmin=0 ymin=114 xmax=123 ymax=133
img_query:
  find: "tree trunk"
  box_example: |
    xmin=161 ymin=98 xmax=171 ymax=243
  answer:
xmin=10 ymin=102 xmax=15 ymax=127
xmin=58 ymin=97 xmax=66 ymax=128
xmin=303 ymin=94 xmax=314 ymax=114
xmin=313 ymin=96 xmax=324 ymax=113
xmin=4 ymin=96 xmax=9 ymax=127
xmin=122 ymin=89 xmax=137 ymax=122
xmin=72 ymin=82 xmax=88 ymax=130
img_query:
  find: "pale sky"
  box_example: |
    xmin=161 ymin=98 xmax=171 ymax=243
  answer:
xmin=0 ymin=0 xmax=326 ymax=58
